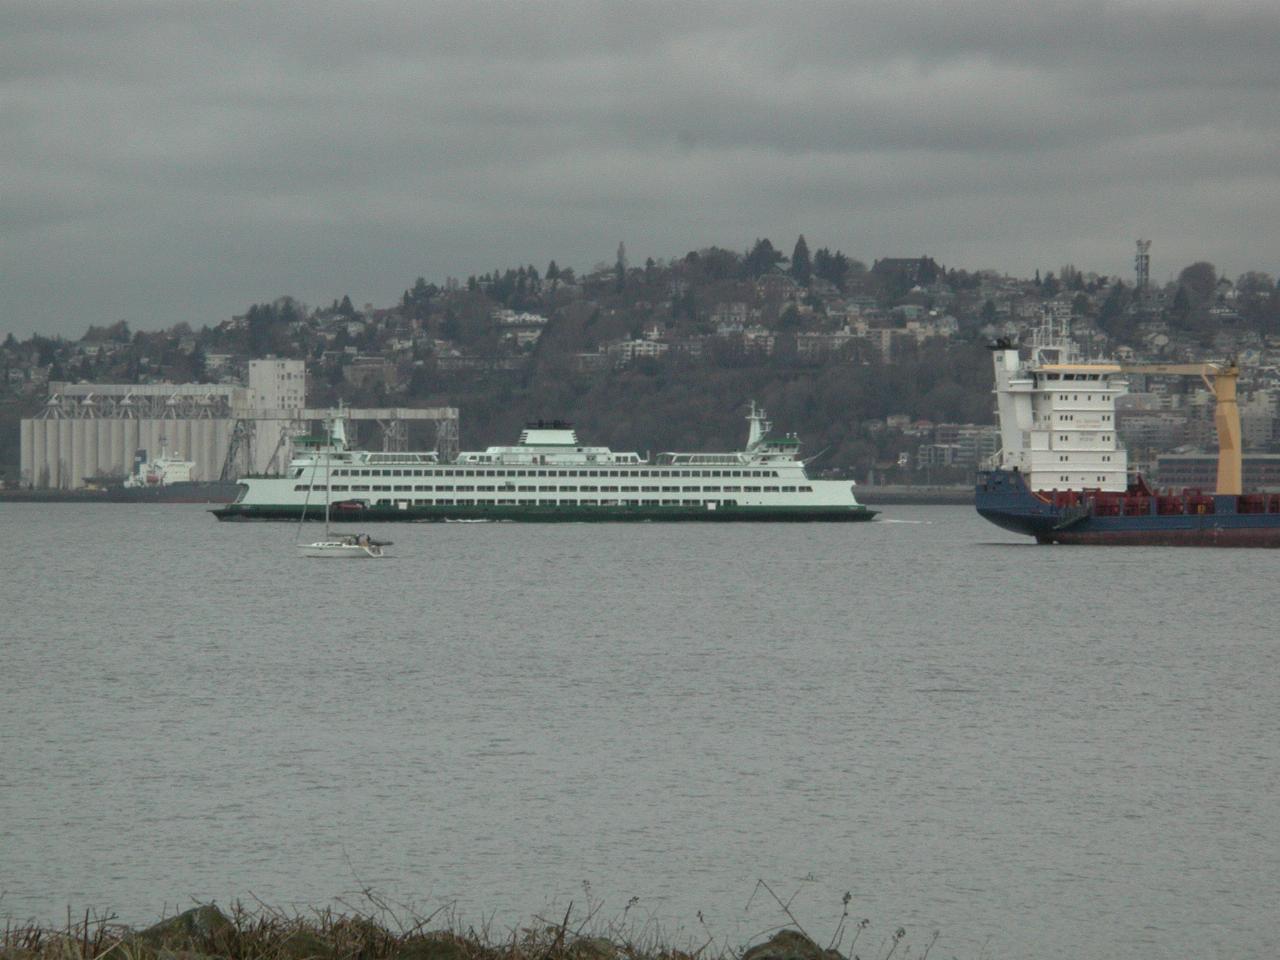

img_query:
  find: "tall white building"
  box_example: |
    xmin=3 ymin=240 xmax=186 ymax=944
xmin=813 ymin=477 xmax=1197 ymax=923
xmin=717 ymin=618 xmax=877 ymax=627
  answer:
xmin=248 ymin=359 xmax=307 ymax=474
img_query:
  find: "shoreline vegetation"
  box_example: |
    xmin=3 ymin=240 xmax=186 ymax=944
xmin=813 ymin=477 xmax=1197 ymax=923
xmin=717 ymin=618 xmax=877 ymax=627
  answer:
xmin=0 ymin=898 xmax=940 ymax=960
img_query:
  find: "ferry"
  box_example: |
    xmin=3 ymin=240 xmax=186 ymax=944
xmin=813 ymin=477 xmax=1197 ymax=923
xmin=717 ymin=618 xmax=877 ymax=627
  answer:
xmin=212 ymin=403 xmax=877 ymax=523
xmin=975 ymin=320 xmax=1280 ymax=546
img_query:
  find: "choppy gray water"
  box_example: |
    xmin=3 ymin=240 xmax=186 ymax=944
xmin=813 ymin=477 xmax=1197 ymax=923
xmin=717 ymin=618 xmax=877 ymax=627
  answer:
xmin=2 ymin=504 xmax=1278 ymax=959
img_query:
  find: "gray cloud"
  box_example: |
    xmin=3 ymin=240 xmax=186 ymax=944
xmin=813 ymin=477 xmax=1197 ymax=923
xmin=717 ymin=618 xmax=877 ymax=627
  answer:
xmin=4 ymin=0 xmax=1279 ymax=336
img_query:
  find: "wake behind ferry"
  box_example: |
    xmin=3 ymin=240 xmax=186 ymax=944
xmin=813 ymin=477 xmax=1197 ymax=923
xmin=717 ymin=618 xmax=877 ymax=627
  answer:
xmin=975 ymin=320 xmax=1280 ymax=546
xmin=212 ymin=403 xmax=876 ymax=523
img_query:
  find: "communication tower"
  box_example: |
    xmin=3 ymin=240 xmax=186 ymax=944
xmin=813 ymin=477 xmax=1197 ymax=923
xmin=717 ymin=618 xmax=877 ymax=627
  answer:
xmin=1135 ymin=239 xmax=1151 ymax=295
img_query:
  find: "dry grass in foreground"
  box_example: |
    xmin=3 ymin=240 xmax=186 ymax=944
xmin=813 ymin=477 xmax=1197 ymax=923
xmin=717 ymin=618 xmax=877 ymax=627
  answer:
xmin=0 ymin=895 xmax=938 ymax=960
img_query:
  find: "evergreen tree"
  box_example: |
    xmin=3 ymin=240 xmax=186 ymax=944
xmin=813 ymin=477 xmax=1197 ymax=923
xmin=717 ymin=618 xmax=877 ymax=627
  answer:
xmin=791 ymin=235 xmax=812 ymax=286
xmin=744 ymin=238 xmax=785 ymax=278
xmin=615 ymin=242 xmax=627 ymax=293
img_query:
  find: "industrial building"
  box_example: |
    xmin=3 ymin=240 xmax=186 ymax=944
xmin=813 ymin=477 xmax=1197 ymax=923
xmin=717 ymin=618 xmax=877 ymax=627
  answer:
xmin=18 ymin=359 xmax=458 ymax=489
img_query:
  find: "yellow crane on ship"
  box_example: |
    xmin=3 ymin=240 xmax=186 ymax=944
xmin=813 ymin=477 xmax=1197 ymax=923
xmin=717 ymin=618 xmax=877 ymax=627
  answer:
xmin=1116 ymin=361 xmax=1242 ymax=496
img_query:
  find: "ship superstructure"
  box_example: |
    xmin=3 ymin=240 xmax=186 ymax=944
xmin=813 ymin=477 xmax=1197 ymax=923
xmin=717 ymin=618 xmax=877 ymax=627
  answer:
xmin=989 ymin=320 xmax=1128 ymax=492
xmin=212 ymin=402 xmax=877 ymax=523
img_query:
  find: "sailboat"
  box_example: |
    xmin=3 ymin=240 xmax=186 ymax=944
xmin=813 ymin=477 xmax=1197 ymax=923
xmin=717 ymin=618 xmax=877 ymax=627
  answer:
xmin=297 ymin=408 xmax=391 ymax=559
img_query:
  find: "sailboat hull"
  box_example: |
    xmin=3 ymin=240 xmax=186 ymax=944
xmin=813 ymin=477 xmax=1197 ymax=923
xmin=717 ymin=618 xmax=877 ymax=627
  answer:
xmin=297 ymin=540 xmax=383 ymax=558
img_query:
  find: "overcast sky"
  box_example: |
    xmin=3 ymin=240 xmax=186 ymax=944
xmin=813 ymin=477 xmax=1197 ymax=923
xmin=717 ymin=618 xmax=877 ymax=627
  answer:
xmin=4 ymin=0 xmax=1279 ymax=338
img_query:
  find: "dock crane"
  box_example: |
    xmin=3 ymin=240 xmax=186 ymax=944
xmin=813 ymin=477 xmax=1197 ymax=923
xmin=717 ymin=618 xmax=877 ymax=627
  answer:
xmin=1116 ymin=361 xmax=1241 ymax=495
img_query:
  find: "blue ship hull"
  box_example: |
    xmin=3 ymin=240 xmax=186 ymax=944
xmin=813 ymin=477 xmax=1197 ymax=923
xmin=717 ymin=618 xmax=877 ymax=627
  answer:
xmin=975 ymin=469 xmax=1280 ymax=546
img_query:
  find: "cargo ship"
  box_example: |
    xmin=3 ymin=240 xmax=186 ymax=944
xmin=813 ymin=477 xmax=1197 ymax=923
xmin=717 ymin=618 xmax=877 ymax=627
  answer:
xmin=1 ymin=445 xmax=239 ymax=504
xmin=974 ymin=322 xmax=1280 ymax=546
xmin=212 ymin=402 xmax=877 ymax=523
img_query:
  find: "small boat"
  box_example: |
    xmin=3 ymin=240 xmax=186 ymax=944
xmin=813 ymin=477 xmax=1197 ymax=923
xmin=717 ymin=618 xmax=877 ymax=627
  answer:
xmin=296 ymin=408 xmax=390 ymax=559
xmin=298 ymin=533 xmax=390 ymax=559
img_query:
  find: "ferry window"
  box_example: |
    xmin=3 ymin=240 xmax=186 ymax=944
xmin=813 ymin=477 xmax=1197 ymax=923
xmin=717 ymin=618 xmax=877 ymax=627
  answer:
xmin=581 ymin=485 xmax=598 ymax=492
xmin=294 ymin=484 xmax=310 ymax=491
xmin=744 ymin=485 xmax=760 ymax=492
xmin=393 ymin=470 xmax=403 ymax=477
xmin=682 ymin=485 xmax=698 ymax=492
xmin=781 ymin=486 xmax=796 ymax=493
xmin=485 ymin=470 xmax=496 ymax=477
xmin=538 ymin=486 xmax=555 ymax=492
xmin=712 ymin=471 xmax=722 ymax=477
xmin=438 ymin=485 xmax=454 ymax=491
xmin=350 ymin=485 xmax=369 ymax=492
xmin=518 ymin=485 xmax=534 ymax=492
xmin=395 ymin=484 xmax=411 ymax=491
xmin=705 ymin=486 xmax=721 ymax=493
xmin=601 ymin=486 xmax=618 ymax=492
xmin=765 ymin=486 xmax=779 ymax=492
xmin=661 ymin=486 xmax=677 ymax=492
xmin=456 ymin=485 xmax=475 ymax=492
xmin=537 ymin=470 xmax=548 ymax=477
xmin=621 ymin=486 xmax=638 ymax=492
xmin=588 ymin=470 xmax=599 ymax=477
xmin=724 ymin=486 xmax=741 ymax=492
xmin=799 ymin=486 xmax=812 ymax=492
xmin=562 ymin=486 xmax=577 ymax=492
xmin=331 ymin=485 xmax=349 ymax=492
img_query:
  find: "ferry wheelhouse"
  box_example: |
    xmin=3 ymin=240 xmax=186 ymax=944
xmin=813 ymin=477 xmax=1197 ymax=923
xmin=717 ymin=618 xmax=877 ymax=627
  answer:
xmin=212 ymin=403 xmax=876 ymax=523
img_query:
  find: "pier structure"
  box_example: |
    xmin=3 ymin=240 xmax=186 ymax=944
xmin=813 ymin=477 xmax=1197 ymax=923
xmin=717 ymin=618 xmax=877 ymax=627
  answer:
xmin=18 ymin=364 xmax=459 ymax=490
